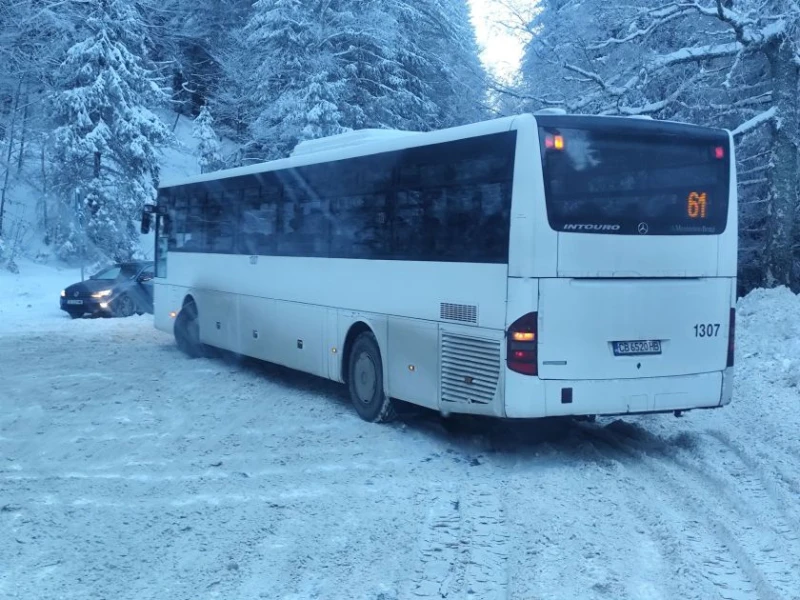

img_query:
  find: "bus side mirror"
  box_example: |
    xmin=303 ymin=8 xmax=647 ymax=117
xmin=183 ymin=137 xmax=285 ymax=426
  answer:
xmin=141 ymin=205 xmax=156 ymax=234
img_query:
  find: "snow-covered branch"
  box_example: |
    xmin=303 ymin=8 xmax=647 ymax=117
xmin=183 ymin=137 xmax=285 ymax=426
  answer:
xmin=588 ymin=4 xmax=693 ymax=50
xmin=732 ymin=106 xmax=777 ymax=138
xmin=651 ymin=41 xmax=742 ymax=69
xmin=563 ymin=63 xmax=629 ymax=96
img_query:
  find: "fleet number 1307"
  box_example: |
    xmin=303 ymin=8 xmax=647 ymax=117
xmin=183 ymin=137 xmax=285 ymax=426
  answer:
xmin=694 ymin=323 xmax=721 ymax=337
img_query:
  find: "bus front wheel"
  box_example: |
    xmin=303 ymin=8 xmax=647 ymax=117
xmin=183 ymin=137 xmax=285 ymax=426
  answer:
xmin=348 ymin=332 xmax=396 ymax=423
xmin=174 ymin=302 xmax=206 ymax=359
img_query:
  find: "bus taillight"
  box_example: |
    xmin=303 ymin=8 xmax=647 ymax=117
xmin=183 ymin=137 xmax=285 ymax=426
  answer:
xmin=508 ymin=312 xmax=538 ymax=376
xmin=727 ymin=308 xmax=736 ymax=367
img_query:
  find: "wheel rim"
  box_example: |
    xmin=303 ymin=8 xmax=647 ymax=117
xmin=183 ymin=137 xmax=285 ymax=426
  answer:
xmin=353 ymin=351 xmax=377 ymax=404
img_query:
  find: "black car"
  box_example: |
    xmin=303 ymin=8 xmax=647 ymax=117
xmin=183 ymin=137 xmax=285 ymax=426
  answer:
xmin=60 ymin=261 xmax=155 ymax=319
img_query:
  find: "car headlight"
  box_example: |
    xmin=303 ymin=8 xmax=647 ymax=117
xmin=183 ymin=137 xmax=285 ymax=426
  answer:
xmin=60 ymin=290 xmax=66 ymax=298
xmin=91 ymin=290 xmax=112 ymax=298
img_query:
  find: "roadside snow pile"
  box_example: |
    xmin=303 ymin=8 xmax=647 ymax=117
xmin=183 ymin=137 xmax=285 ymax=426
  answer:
xmin=0 ymin=258 xmax=81 ymax=334
xmin=737 ymin=285 xmax=800 ymax=389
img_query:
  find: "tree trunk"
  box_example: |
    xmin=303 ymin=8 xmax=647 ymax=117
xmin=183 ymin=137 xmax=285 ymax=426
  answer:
xmin=764 ymin=38 xmax=799 ymax=290
xmin=0 ymin=78 xmax=23 ymax=237
xmin=40 ymin=143 xmax=49 ymax=242
xmin=16 ymin=84 xmax=29 ymax=174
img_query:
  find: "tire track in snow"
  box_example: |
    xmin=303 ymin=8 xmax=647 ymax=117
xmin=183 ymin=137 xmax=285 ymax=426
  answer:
xmin=581 ymin=422 xmax=798 ymax=600
xmin=405 ymin=483 xmax=509 ymax=599
xmin=504 ymin=459 xmax=675 ymax=600
xmin=572 ymin=444 xmax=711 ymax=600
xmin=704 ymin=428 xmax=800 ymax=507
xmin=607 ymin=462 xmax=756 ymax=600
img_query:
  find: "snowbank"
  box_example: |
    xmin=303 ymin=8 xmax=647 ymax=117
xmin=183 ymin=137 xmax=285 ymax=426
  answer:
xmin=737 ymin=286 xmax=800 ymax=389
xmin=0 ymin=259 xmax=82 ymax=334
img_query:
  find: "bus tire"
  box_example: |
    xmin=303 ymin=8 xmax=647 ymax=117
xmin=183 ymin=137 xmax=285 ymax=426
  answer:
xmin=174 ymin=302 xmax=205 ymax=359
xmin=348 ymin=332 xmax=396 ymax=423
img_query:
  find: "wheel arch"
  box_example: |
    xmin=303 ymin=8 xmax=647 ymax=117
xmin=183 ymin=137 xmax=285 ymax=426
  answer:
xmin=181 ymin=294 xmax=198 ymax=315
xmin=341 ymin=321 xmax=374 ymax=384
xmin=340 ymin=314 xmax=389 ymax=391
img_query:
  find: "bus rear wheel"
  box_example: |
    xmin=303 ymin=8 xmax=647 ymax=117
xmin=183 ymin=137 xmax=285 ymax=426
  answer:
xmin=348 ymin=332 xmax=396 ymax=423
xmin=174 ymin=302 xmax=206 ymax=358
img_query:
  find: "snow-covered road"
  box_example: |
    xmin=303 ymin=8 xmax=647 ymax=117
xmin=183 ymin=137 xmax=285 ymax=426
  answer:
xmin=1 ymin=272 xmax=799 ymax=600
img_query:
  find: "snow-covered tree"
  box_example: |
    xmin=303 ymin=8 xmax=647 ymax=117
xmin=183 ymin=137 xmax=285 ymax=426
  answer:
xmin=0 ymin=0 xmax=73 ymax=237
xmin=241 ymin=0 xmax=488 ymax=158
xmin=192 ymin=105 xmax=224 ymax=173
xmin=143 ymin=0 xmax=252 ymax=120
xmin=398 ymin=0 xmax=488 ymax=128
xmin=50 ymin=0 xmax=169 ymax=262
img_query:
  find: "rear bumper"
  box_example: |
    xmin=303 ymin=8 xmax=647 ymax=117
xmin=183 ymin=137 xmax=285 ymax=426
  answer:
xmin=504 ymin=370 xmax=729 ymax=418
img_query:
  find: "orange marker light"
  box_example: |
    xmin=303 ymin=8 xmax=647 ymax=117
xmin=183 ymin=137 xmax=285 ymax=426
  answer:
xmin=554 ymin=135 xmax=565 ymax=150
xmin=512 ymin=332 xmax=535 ymax=342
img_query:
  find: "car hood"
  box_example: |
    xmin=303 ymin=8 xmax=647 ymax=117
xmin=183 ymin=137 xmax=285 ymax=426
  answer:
xmin=64 ymin=279 xmax=125 ymax=297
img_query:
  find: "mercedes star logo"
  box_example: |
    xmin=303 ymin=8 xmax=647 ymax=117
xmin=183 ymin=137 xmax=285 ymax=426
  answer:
xmin=74 ymin=291 xmax=79 ymax=297
xmin=638 ymin=222 xmax=649 ymax=235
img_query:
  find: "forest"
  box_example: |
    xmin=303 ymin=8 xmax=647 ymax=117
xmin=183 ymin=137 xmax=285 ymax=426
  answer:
xmin=0 ymin=0 xmax=797 ymax=292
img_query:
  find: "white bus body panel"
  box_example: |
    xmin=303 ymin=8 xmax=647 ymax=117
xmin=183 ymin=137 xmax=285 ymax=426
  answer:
xmin=537 ymin=277 xmax=733 ymax=380
xmin=556 ymin=235 xmax=718 ymax=278
xmin=160 ymin=254 xmax=509 ymax=331
xmin=154 ymin=254 xmax=509 ymax=414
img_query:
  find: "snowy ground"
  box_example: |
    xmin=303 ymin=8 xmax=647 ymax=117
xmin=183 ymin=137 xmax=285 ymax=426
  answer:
xmin=1 ymin=264 xmax=800 ymax=600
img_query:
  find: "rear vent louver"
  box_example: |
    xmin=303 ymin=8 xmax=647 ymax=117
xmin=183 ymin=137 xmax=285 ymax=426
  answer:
xmin=440 ymin=303 xmax=478 ymax=324
xmin=441 ymin=333 xmax=501 ymax=405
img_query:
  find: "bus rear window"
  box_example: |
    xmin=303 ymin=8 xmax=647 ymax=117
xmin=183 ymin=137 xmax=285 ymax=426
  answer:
xmin=539 ymin=123 xmax=730 ymax=235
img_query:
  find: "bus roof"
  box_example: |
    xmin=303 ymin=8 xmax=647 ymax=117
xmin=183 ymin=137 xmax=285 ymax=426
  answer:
xmin=159 ymin=113 xmax=730 ymax=190
xmin=159 ymin=114 xmax=522 ymax=189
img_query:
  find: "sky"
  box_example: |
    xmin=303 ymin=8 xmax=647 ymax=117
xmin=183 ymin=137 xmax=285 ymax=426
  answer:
xmin=469 ymin=0 xmax=528 ymax=82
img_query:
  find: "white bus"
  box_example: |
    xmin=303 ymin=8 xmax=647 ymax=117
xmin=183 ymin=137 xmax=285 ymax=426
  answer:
xmin=141 ymin=113 xmax=737 ymax=422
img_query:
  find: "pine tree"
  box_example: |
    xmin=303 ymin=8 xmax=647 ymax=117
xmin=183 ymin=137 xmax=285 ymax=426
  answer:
xmin=50 ymin=0 xmax=169 ymax=262
xmin=397 ymin=0 xmax=488 ymax=129
xmin=192 ymin=105 xmax=224 ymax=173
xmin=243 ymin=0 xmax=349 ymax=158
xmin=241 ymin=0 xmax=487 ymax=158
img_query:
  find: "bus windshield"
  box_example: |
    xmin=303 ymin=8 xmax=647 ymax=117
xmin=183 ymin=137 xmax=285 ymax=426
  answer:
xmin=539 ymin=120 xmax=730 ymax=235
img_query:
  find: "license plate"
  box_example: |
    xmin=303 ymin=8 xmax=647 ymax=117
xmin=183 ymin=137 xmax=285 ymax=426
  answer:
xmin=612 ymin=340 xmax=662 ymax=356
xmin=66 ymin=299 xmax=84 ymax=305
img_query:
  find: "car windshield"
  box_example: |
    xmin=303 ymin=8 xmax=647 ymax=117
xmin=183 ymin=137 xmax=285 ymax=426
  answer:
xmin=91 ymin=264 xmax=138 ymax=280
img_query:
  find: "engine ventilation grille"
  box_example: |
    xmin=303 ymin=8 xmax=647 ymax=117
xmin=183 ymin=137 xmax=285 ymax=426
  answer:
xmin=440 ymin=303 xmax=478 ymax=324
xmin=441 ymin=333 xmax=501 ymax=405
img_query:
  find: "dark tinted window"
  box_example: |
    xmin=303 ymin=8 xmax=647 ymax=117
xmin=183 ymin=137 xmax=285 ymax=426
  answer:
xmin=160 ymin=130 xmax=516 ymax=262
xmin=240 ymin=182 xmax=279 ymax=255
xmin=538 ymin=118 xmax=730 ymax=235
xmin=205 ymin=189 xmax=238 ymax=253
